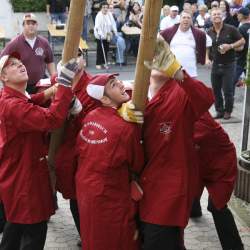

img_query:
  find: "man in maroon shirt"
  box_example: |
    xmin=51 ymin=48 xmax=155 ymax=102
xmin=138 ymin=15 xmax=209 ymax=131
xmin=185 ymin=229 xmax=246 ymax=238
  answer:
xmin=0 ymin=13 xmax=56 ymax=94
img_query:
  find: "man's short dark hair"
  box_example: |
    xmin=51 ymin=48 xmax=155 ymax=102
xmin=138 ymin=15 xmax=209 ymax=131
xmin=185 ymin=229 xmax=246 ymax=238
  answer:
xmin=100 ymin=1 xmax=109 ymax=8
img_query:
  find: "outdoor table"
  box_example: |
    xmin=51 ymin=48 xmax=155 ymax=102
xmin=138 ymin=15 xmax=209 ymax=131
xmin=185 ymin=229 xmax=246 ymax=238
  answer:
xmin=121 ymin=25 xmax=141 ymax=57
xmin=47 ymin=24 xmax=89 ymax=64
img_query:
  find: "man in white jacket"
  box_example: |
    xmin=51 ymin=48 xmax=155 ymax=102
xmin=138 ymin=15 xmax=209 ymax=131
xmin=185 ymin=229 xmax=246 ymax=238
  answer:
xmin=94 ymin=1 xmax=126 ymax=68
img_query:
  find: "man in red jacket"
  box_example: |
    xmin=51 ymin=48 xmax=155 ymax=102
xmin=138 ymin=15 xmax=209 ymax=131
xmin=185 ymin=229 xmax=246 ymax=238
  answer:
xmin=75 ymin=73 xmax=144 ymax=250
xmin=191 ymin=112 xmax=244 ymax=250
xmin=140 ymin=37 xmax=214 ymax=250
xmin=54 ymin=51 xmax=143 ymax=244
xmin=0 ymin=52 xmax=78 ymax=250
xmin=54 ymin=54 xmax=99 ymax=237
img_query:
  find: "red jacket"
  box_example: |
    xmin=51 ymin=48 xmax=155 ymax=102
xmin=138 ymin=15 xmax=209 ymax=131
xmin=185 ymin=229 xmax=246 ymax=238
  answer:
xmin=194 ymin=112 xmax=237 ymax=209
xmin=55 ymin=71 xmax=100 ymax=199
xmin=140 ymin=75 xmax=214 ymax=227
xmin=0 ymin=85 xmax=73 ymax=223
xmin=76 ymin=107 xmax=144 ymax=250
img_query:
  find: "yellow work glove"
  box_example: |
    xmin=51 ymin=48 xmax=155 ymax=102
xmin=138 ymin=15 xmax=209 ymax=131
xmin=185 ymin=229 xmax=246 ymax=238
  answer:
xmin=144 ymin=35 xmax=182 ymax=78
xmin=118 ymin=100 xmax=144 ymax=124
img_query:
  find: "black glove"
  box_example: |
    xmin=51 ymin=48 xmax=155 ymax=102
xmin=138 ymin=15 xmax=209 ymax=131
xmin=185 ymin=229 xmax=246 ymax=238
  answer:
xmin=57 ymin=58 xmax=78 ymax=87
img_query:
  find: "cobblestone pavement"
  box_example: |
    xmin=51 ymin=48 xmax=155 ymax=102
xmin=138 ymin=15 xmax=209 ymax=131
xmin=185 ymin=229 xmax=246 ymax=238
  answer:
xmin=44 ymin=189 xmax=250 ymax=250
xmin=45 ymin=196 xmax=80 ymax=250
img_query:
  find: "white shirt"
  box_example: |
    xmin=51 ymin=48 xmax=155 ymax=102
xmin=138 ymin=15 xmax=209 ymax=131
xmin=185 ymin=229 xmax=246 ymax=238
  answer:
xmin=84 ymin=0 xmax=92 ymax=16
xmin=206 ymin=33 xmax=212 ymax=47
xmin=170 ymin=28 xmax=197 ymax=77
xmin=160 ymin=15 xmax=180 ymax=31
xmin=25 ymin=37 xmax=36 ymax=49
xmin=170 ymin=28 xmax=212 ymax=77
xmin=195 ymin=13 xmax=210 ymax=28
xmin=94 ymin=11 xmax=117 ymax=40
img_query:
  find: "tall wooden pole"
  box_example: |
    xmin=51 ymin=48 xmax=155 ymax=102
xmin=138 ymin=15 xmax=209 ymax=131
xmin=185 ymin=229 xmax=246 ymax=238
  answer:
xmin=48 ymin=0 xmax=86 ymax=192
xmin=62 ymin=0 xmax=86 ymax=63
xmin=241 ymin=31 xmax=250 ymax=152
xmin=132 ymin=0 xmax=163 ymax=112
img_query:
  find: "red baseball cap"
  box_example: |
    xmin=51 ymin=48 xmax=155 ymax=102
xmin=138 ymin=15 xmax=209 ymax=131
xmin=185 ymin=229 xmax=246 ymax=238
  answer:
xmin=0 ymin=52 xmax=21 ymax=75
xmin=86 ymin=73 xmax=119 ymax=100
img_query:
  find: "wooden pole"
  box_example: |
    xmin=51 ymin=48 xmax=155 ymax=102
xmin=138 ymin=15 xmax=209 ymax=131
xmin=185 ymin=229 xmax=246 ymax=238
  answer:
xmin=62 ymin=0 xmax=86 ymax=63
xmin=47 ymin=0 xmax=86 ymax=192
xmin=132 ymin=0 xmax=163 ymax=112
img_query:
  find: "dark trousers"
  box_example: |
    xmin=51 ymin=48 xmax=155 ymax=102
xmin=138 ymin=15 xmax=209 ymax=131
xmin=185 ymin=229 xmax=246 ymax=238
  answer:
xmin=96 ymin=39 xmax=109 ymax=66
xmin=207 ymin=198 xmax=244 ymax=250
xmin=233 ymin=64 xmax=245 ymax=95
xmin=69 ymin=199 xmax=80 ymax=235
xmin=234 ymin=64 xmax=245 ymax=85
xmin=0 ymin=221 xmax=47 ymax=250
xmin=126 ymin=35 xmax=140 ymax=57
xmin=143 ymin=222 xmax=183 ymax=250
xmin=211 ymin=62 xmax=236 ymax=114
xmin=0 ymin=203 xmax=6 ymax=233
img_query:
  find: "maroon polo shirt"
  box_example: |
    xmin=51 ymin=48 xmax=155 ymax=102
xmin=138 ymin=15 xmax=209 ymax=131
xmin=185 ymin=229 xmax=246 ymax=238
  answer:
xmin=0 ymin=34 xmax=54 ymax=86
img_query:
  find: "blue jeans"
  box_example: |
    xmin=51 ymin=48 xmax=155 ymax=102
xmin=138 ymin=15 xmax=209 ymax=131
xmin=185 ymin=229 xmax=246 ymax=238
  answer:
xmin=51 ymin=13 xmax=67 ymax=24
xmin=82 ymin=15 xmax=89 ymax=41
xmin=111 ymin=33 xmax=126 ymax=64
xmin=233 ymin=64 xmax=245 ymax=95
xmin=211 ymin=62 xmax=236 ymax=114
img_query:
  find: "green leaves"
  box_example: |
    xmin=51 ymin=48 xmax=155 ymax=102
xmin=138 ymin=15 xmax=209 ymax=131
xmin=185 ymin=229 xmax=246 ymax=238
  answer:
xmin=9 ymin=0 xmax=46 ymax=12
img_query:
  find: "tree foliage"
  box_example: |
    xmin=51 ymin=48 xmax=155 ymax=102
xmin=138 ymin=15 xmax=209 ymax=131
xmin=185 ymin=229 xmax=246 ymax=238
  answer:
xmin=10 ymin=0 xmax=46 ymax=12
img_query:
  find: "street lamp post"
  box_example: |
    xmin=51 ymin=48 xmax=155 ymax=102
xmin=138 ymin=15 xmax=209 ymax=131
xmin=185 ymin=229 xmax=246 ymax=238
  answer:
xmin=234 ymin=30 xmax=250 ymax=202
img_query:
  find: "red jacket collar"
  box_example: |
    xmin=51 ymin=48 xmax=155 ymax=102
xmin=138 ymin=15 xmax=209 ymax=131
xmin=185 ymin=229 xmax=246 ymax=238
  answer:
xmin=2 ymin=86 xmax=28 ymax=100
xmin=73 ymin=71 xmax=93 ymax=94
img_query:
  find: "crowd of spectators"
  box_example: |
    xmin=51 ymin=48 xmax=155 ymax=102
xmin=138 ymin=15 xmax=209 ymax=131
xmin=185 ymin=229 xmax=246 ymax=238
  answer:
xmin=45 ymin=0 xmax=146 ymax=68
xmin=76 ymin=0 xmax=250 ymax=79
xmin=43 ymin=0 xmax=250 ymax=119
xmin=158 ymin=0 xmax=250 ymax=120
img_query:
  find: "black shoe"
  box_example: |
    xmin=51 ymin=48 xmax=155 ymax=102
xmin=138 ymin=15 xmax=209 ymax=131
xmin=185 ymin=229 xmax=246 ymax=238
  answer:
xmin=53 ymin=193 xmax=59 ymax=210
xmin=190 ymin=199 xmax=202 ymax=218
xmin=223 ymin=112 xmax=231 ymax=120
xmin=232 ymin=245 xmax=244 ymax=250
xmin=213 ymin=112 xmax=224 ymax=119
xmin=190 ymin=208 xmax=202 ymax=218
xmin=77 ymin=240 xmax=82 ymax=247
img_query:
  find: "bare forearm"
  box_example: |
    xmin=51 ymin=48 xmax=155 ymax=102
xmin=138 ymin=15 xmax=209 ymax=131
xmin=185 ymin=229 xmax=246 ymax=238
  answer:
xmin=47 ymin=62 xmax=56 ymax=76
xmin=232 ymin=38 xmax=245 ymax=49
xmin=43 ymin=85 xmax=58 ymax=101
